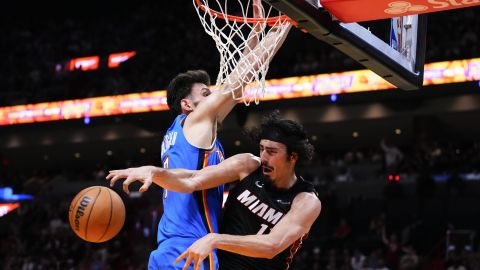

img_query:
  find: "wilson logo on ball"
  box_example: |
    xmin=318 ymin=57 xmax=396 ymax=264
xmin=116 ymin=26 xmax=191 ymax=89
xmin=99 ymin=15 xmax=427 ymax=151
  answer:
xmin=74 ymin=196 xmax=92 ymax=231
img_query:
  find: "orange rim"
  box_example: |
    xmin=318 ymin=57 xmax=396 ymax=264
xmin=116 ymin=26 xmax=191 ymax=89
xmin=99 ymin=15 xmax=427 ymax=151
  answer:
xmin=194 ymin=0 xmax=294 ymax=26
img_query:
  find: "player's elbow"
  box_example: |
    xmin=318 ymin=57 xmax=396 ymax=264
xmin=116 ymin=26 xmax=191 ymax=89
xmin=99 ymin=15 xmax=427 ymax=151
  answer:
xmin=237 ymin=153 xmax=260 ymax=171
xmin=262 ymin=240 xmax=282 ymax=259
xmin=264 ymin=249 xmax=278 ymax=259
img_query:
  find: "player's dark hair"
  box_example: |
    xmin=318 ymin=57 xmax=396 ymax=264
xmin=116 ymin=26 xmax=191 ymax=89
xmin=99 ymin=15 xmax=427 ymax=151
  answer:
xmin=167 ymin=70 xmax=211 ymax=114
xmin=248 ymin=110 xmax=315 ymax=166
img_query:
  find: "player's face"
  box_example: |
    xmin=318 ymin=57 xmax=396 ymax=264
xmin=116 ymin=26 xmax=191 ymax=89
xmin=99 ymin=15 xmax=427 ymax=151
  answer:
xmin=259 ymin=139 xmax=296 ymax=183
xmin=187 ymin=83 xmax=211 ymax=110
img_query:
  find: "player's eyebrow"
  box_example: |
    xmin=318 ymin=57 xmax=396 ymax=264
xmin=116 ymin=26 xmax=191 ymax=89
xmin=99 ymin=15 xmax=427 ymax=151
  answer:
xmin=260 ymin=145 xmax=279 ymax=151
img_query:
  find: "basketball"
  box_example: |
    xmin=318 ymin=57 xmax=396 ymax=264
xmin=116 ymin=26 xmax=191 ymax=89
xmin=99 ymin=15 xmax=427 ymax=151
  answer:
xmin=68 ymin=186 xmax=125 ymax=243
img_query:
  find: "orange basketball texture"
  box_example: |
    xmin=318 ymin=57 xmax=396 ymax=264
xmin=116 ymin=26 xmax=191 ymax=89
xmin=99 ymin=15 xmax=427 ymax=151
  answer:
xmin=68 ymin=186 xmax=125 ymax=243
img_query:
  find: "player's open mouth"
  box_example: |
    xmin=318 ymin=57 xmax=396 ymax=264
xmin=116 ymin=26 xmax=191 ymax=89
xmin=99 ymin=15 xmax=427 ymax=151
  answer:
xmin=262 ymin=166 xmax=273 ymax=174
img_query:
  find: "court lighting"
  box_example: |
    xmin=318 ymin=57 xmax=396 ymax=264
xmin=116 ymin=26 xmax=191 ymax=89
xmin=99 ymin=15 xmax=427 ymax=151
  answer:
xmin=330 ymin=94 xmax=338 ymax=102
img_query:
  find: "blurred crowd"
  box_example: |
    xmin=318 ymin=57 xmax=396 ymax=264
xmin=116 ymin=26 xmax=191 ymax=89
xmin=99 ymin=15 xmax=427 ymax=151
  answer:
xmin=0 ymin=167 xmax=158 ymax=270
xmin=310 ymin=139 xmax=480 ymax=184
xmin=0 ymin=1 xmax=479 ymax=106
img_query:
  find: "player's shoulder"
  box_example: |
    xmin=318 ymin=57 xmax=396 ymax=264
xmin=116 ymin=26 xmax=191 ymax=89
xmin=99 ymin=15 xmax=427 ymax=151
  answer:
xmin=292 ymin=191 xmax=322 ymax=210
xmin=231 ymin=153 xmax=261 ymax=167
xmin=225 ymin=153 xmax=261 ymax=180
xmin=234 ymin=152 xmax=260 ymax=161
xmin=173 ymin=114 xmax=187 ymax=126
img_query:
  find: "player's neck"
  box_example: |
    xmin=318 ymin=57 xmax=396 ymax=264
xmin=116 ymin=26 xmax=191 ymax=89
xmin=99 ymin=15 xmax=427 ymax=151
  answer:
xmin=273 ymin=172 xmax=297 ymax=190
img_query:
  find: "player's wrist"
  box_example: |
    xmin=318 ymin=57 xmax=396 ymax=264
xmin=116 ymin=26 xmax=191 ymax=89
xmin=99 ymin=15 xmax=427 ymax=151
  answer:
xmin=209 ymin=233 xmax=220 ymax=247
xmin=149 ymin=166 xmax=162 ymax=177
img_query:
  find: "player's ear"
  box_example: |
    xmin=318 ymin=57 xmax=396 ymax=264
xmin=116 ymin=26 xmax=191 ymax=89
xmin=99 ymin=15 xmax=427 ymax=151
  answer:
xmin=180 ymin=99 xmax=193 ymax=113
xmin=289 ymin=152 xmax=298 ymax=163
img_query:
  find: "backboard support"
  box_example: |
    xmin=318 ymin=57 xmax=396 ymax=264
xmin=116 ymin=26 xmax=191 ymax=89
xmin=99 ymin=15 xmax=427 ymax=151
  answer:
xmin=265 ymin=0 xmax=427 ymax=90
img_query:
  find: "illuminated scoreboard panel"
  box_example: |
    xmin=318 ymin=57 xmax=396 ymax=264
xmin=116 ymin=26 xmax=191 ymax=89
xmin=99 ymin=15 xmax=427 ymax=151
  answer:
xmin=1 ymin=58 xmax=479 ymax=126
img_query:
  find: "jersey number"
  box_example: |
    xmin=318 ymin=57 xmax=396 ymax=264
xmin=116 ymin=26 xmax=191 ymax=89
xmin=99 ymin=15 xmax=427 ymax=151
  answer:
xmin=257 ymin=224 xmax=269 ymax=235
xmin=163 ymin=156 xmax=169 ymax=199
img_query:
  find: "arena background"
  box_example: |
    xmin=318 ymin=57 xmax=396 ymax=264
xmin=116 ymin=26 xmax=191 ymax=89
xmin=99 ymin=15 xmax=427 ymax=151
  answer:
xmin=1 ymin=1 xmax=479 ymax=269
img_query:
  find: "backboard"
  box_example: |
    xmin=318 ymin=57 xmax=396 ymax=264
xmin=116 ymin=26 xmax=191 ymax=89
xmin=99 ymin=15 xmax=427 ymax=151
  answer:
xmin=265 ymin=0 xmax=428 ymax=90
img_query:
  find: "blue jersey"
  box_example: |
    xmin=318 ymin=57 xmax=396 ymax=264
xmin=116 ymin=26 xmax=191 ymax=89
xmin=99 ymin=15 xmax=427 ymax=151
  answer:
xmin=158 ymin=114 xmax=225 ymax=244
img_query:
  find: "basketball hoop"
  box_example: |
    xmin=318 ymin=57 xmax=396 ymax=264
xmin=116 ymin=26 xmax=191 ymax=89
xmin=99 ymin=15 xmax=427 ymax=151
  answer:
xmin=193 ymin=0 xmax=293 ymax=105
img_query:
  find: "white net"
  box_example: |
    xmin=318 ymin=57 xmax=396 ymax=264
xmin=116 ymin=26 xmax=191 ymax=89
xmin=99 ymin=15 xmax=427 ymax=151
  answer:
xmin=193 ymin=0 xmax=291 ymax=105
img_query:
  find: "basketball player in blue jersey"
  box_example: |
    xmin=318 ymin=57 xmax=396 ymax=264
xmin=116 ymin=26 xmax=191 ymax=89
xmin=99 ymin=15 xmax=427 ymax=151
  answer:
xmin=108 ymin=3 xmax=291 ymax=269
xmin=108 ymin=112 xmax=322 ymax=270
xmin=154 ymin=69 xmax=225 ymax=270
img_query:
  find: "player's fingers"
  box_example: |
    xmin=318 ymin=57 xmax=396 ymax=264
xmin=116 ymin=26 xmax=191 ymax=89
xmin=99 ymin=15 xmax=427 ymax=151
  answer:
xmin=182 ymin=255 xmax=193 ymax=270
xmin=108 ymin=169 xmax=126 ymax=175
xmin=122 ymin=176 xmax=137 ymax=194
xmin=109 ymin=174 xmax=126 ymax=187
xmin=253 ymin=0 xmax=264 ymax=20
xmin=106 ymin=171 xmax=124 ymax=180
xmin=174 ymin=250 xmax=188 ymax=264
xmin=139 ymin=181 xmax=152 ymax=193
xmin=194 ymin=255 xmax=202 ymax=270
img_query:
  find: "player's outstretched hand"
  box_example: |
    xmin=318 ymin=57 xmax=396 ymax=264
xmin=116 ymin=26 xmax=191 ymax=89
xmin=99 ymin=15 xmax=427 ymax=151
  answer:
xmin=106 ymin=166 xmax=155 ymax=194
xmin=174 ymin=233 xmax=217 ymax=270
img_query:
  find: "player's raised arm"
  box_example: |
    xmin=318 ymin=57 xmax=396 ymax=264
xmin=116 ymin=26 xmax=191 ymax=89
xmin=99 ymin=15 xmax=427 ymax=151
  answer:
xmin=107 ymin=153 xmax=260 ymax=194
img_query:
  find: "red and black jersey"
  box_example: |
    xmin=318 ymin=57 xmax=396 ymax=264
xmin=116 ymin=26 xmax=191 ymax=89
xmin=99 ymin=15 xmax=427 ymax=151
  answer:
xmin=218 ymin=168 xmax=318 ymax=270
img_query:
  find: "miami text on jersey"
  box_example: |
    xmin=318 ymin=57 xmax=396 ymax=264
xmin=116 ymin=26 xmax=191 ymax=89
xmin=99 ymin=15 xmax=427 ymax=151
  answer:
xmin=237 ymin=190 xmax=284 ymax=225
